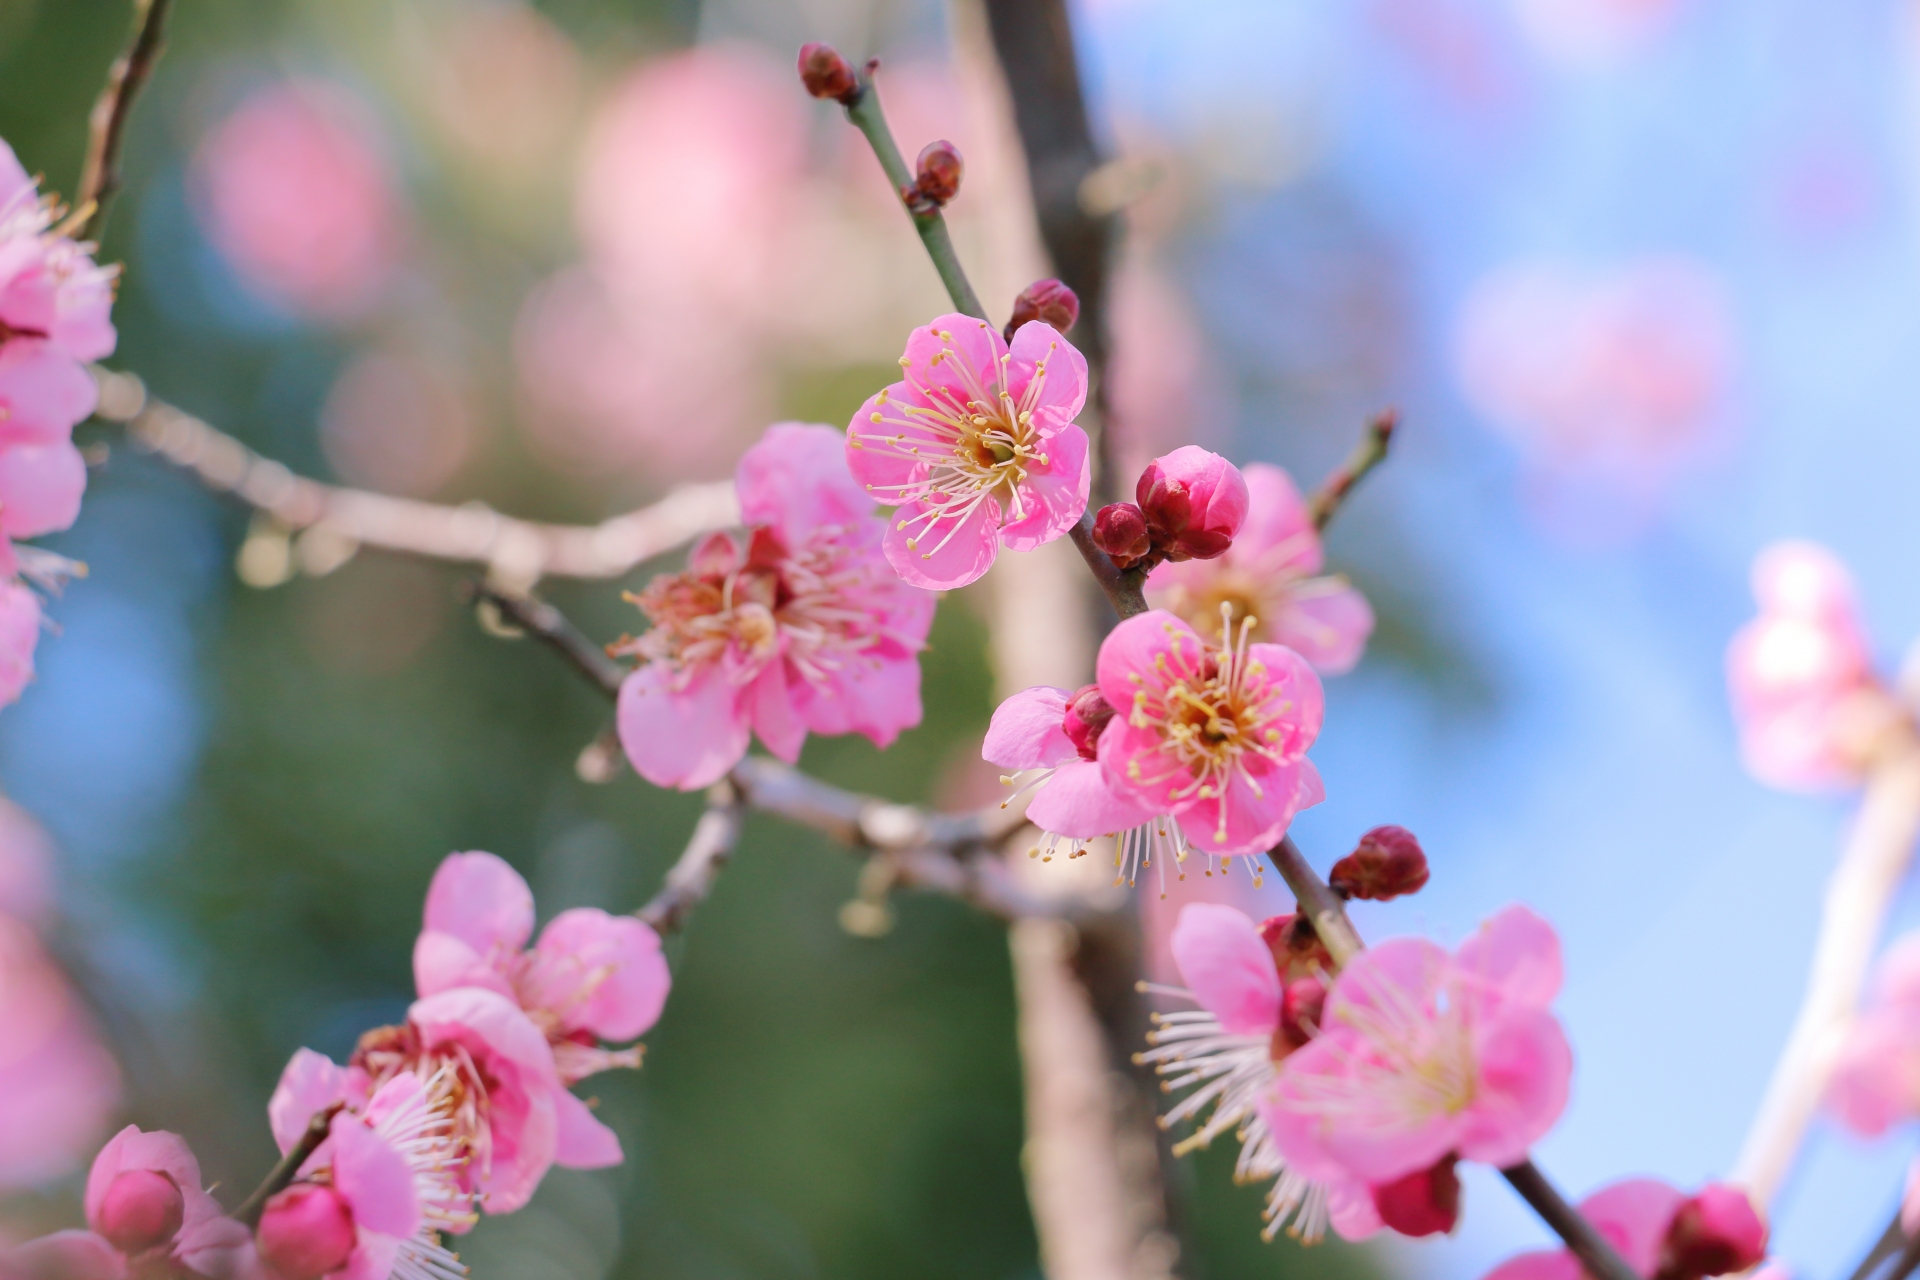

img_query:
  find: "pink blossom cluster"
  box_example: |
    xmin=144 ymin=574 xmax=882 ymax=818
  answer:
xmin=613 ymin=423 xmax=935 ymax=790
xmin=0 ymin=138 xmax=117 ymax=709
xmin=1827 ymin=933 xmax=1920 ymax=1232
xmin=1726 ymin=541 xmax=1908 ymax=791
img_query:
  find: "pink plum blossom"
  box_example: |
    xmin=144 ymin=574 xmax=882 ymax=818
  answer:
xmin=1264 ymin=905 xmax=1572 ymax=1184
xmin=615 ymin=422 xmax=934 ymax=790
xmin=1146 ymin=463 xmax=1374 ymax=674
xmin=1095 ymin=609 xmax=1325 ymax=856
xmin=0 ymin=140 xmax=118 ymax=367
xmin=846 ymin=314 xmax=1091 ymax=589
xmin=1135 ymin=446 xmax=1249 ymax=563
xmin=1727 ymin=541 xmax=1903 ymax=791
xmin=1139 ymin=902 xmax=1382 ymax=1243
xmin=1482 ymin=1178 xmax=1766 ymax=1280
xmin=1827 ymin=932 xmax=1920 ymax=1138
xmin=190 ymin=82 xmax=401 ymax=321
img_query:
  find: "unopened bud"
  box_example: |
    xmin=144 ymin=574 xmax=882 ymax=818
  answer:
xmin=1136 ymin=446 xmax=1250 ymax=563
xmin=1371 ymin=1155 xmax=1461 ymax=1238
xmin=1062 ymin=684 xmax=1116 ymax=762
xmin=1259 ymin=912 xmax=1333 ymax=977
xmin=797 ymin=43 xmax=859 ymax=104
xmin=256 ymin=1183 xmax=357 ymax=1280
xmin=1329 ymin=825 xmax=1430 ymax=902
xmin=97 ymin=1170 xmax=185 ymax=1254
xmin=1275 ymin=976 xmax=1326 ymax=1055
xmin=1092 ymin=503 xmax=1152 ymax=569
xmin=1005 ymin=278 xmax=1080 ymax=341
xmin=1657 ymin=1185 xmax=1768 ymax=1280
xmin=913 ymin=140 xmax=964 ymax=207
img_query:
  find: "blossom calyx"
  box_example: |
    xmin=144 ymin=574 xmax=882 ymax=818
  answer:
xmin=797 ymin=43 xmax=860 ymax=104
xmin=256 ymin=1183 xmax=358 ymax=1280
xmin=1136 ymin=447 xmax=1250 ymax=563
xmin=1656 ymin=1185 xmax=1767 ymax=1280
xmin=1371 ymin=1155 xmax=1461 ymax=1238
xmin=96 ymin=1169 xmax=185 ymax=1254
xmin=1277 ymin=976 xmax=1326 ymax=1055
xmin=1260 ymin=912 xmax=1333 ymax=978
xmin=1329 ymin=825 xmax=1430 ymax=901
xmin=1061 ymin=684 xmax=1116 ymax=762
xmin=911 ymin=140 xmax=964 ymax=209
xmin=1092 ymin=502 xmax=1152 ymax=568
xmin=1004 ymin=278 xmax=1080 ymax=342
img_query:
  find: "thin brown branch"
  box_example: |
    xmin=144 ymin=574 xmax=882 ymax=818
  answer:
xmin=1267 ymin=836 xmax=1365 ymax=969
xmin=1308 ymin=409 xmax=1396 ymax=533
xmin=1848 ymin=1211 xmax=1908 ymax=1280
xmin=234 ymin=1101 xmax=342 ymax=1226
xmin=97 ymin=370 xmax=737 ymax=589
xmin=1500 ymin=1160 xmax=1642 ymax=1280
xmin=76 ymin=0 xmax=173 ymax=242
xmin=636 ymin=783 xmax=745 ymax=935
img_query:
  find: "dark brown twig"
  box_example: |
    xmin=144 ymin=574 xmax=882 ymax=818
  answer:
xmin=234 ymin=1102 xmax=342 ymax=1226
xmin=1500 ymin=1161 xmax=1642 ymax=1280
xmin=1848 ymin=1212 xmax=1908 ymax=1280
xmin=1067 ymin=508 xmax=1149 ymax=620
xmin=636 ymin=783 xmax=745 ymax=936
xmin=76 ymin=0 xmax=173 ymax=242
xmin=1308 ymin=409 xmax=1396 ymax=533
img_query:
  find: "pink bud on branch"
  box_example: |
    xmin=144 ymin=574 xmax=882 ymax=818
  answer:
xmin=1091 ymin=502 xmax=1152 ymax=569
xmin=797 ymin=42 xmax=859 ymax=104
xmin=256 ymin=1183 xmax=358 ymax=1280
xmin=1005 ymin=278 xmax=1080 ymax=342
xmin=1330 ymin=825 xmax=1431 ymax=901
xmin=1136 ymin=446 xmax=1250 ymax=565
xmin=96 ymin=1170 xmax=185 ymax=1255
xmin=912 ymin=140 xmax=963 ymax=207
xmin=1656 ymin=1185 xmax=1768 ymax=1280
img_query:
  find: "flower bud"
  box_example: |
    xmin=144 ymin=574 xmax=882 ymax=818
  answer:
xmin=913 ymin=140 xmax=963 ymax=207
xmin=97 ymin=1170 xmax=185 ymax=1255
xmin=1092 ymin=503 xmax=1152 ymax=569
xmin=1275 ymin=976 xmax=1326 ymax=1056
xmin=1329 ymin=825 xmax=1430 ymax=902
xmin=1061 ymin=684 xmax=1116 ymax=762
xmin=1259 ymin=912 xmax=1333 ymax=978
xmin=1005 ymin=278 xmax=1080 ymax=341
xmin=1136 ymin=447 xmax=1250 ymax=563
xmin=797 ymin=43 xmax=859 ymax=104
xmin=256 ymin=1184 xmax=358 ymax=1280
xmin=1371 ymin=1155 xmax=1461 ymax=1238
xmin=1658 ymin=1185 xmax=1768 ymax=1280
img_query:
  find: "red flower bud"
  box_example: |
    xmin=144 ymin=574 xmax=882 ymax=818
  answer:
xmin=97 ymin=1169 xmax=185 ymax=1255
xmin=256 ymin=1184 xmax=358 ymax=1280
xmin=1004 ymin=278 xmax=1081 ymax=341
xmin=1259 ymin=912 xmax=1333 ymax=978
xmin=1275 ymin=976 xmax=1327 ymax=1057
xmin=1092 ymin=502 xmax=1153 ymax=569
xmin=913 ymin=140 xmax=964 ymax=207
xmin=797 ymin=43 xmax=859 ymax=104
xmin=1062 ymin=684 xmax=1116 ymax=762
xmin=1329 ymin=825 xmax=1431 ymax=902
xmin=1135 ymin=447 xmax=1250 ymax=563
xmin=1657 ymin=1185 xmax=1768 ymax=1280
xmin=1371 ymin=1155 xmax=1461 ymax=1238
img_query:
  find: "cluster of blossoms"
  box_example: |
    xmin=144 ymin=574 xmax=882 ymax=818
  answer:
xmin=4 ymin=852 xmax=670 ymax=1280
xmin=0 ymin=142 xmax=116 ymax=708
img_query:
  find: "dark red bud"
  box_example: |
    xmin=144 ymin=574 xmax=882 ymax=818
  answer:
xmin=1004 ymin=278 xmax=1081 ymax=341
xmin=1259 ymin=913 xmax=1333 ymax=977
xmin=1329 ymin=825 xmax=1431 ymax=902
xmin=1371 ymin=1156 xmax=1461 ymax=1238
xmin=1062 ymin=684 xmax=1116 ymax=762
xmin=798 ymin=43 xmax=860 ymax=104
xmin=1275 ymin=976 xmax=1326 ymax=1056
xmin=1092 ymin=502 xmax=1153 ymax=569
xmin=1657 ymin=1186 xmax=1768 ymax=1280
xmin=912 ymin=140 xmax=964 ymax=207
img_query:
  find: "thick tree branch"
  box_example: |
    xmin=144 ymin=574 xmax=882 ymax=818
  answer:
xmin=76 ymin=0 xmax=173 ymax=242
xmin=1308 ymin=409 xmax=1396 ymax=533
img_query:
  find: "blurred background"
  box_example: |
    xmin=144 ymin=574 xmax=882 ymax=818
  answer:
xmin=4 ymin=0 xmax=1920 ymax=1277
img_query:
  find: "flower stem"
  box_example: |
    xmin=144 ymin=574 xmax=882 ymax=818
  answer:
xmin=841 ymin=70 xmax=988 ymax=321
xmin=1500 ymin=1160 xmax=1643 ymax=1280
xmin=234 ymin=1102 xmax=342 ymax=1226
xmin=1267 ymin=837 xmax=1365 ymax=969
xmin=77 ymin=0 xmax=173 ymax=242
xmin=1307 ymin=409 xmax=1396 ymax=533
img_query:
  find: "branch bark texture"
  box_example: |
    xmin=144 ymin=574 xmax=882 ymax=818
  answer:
xmin=77 ymin=0 xmax=172 ymax=241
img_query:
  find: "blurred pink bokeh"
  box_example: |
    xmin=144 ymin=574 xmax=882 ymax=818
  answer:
xmin=320 ymin=351 xmax=474 ymax=498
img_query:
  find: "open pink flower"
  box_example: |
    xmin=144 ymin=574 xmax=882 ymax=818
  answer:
xmin=1265 ymin=905 xmax=1572 ymax=1184
xmin=616 ymin=422 xmax=934 ymax=789
xmin=1139 ymin=903 xmax=1382 ymax=1243
xmin=413 ymin=850 xmax=669 ymax=1083
xmin=256 ymin=1072 xmax=470 ymax=1280
xmin=1483 ymin=1178 xmax=1766 ymax=1280
xmin=0 ymin=140 xmax=118 ymax=367
xmin=846 ymin=314 xmax=1090 ymax=589
xmin=1827 ymin=932 xmax=1920 ymax=1138
xmin=1727 ymin=541 xmax=1905 ymax=791
xmin=1095 ymin=609 xmax=1325 ymax=856
xmin=1147 ymin=463 xmax=1374 ymax=675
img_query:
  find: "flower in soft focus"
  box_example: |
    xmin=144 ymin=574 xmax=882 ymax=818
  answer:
xmin=1265 ymin=905 xmax=1571 ymax=1184
xmin=319 ymin=351 xmax=474 ymax=498
xmin=1329 ymin=825 xmax=1430 ymax=902
xmin=1827 ymin=932 xmax=1920 ymax=1140
xmin=7 ymin=1126 xmax=258 ymax=1279
xmin=983 ymin=683 xmax=1194 ymax=891
xmin=846 ymin=314 xmax=1090 ymax=589
xmin=190 ymin=81 xmax=402 ymax=321
xmin=413 ymin=850 xmax=669 ymax=1083
xmin=1139 ymin=902 xmax=1383 ymax=1243
xmin=1455 ymin=258 xmax=1732 ymax=509
xmin=1146 ymin=463 xmax=1373 ymax=675
xmin=1095 ymin=608 xmax=1325 ymax=856
xmin=1727 ymin=541 xmax=1907 ymax=791
xmin=1482 ymin=1177 xmax=1766 ymax=1280
xmin=0 ymin=579 xmax=39 ymax=707
xmin=1135 ymin=446 xmax=1249 ymax=563
xmin=256 ymin=1071 xmax=471 ymax=1280
xmin=614 ymin=423 xmax=935 ymax=790
xmin=797 ymin=42 xmax=859 ymax=104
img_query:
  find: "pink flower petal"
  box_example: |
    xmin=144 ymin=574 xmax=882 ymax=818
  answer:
xmin=413 ymin=930 xmax=515 ymax=1002
xmin=0 ymin=440 xmax=87 ymax=540
xmin=881 ymin=494 xmax=1000 ymax=590
xmin=1027 ymin=758 xmax=1157 ymax=839
xmin=1237 ymin=464 xmax=1320 ymax=575
xmin=1483 ymin=1248 xmax=1584 ymax=1280
xmin=735 ymin=422 xmax=869 ymax=542
xmin=268 ymin=1049 xmax=347 ymax=1155
xmin=0 ymin=580 xmax=40 ymax=709
xmin=341 ymin=1234 xmax=403 ymax=1280
xmin=10 ymin=1230 xmax=129 ymax=1280
xmin=84 ymin=1127 xmax=203 ymax=1235
xmin=0 ymin=341 xmax=96 ymax=445
xmin=1453 ymin=904 xmax=1564 ymax=1012
xmin=791 ymin=636 xmax=927 ymax=749
xmin=330 ymin=1110 xmax=421 ymax=1239
xmin=617 ymin=658 xmax=750 ymax=790
xmin=982 ymin=686 xmax=1076 ymax=770
xmin=1005 ymin=321 xmax=1089 ymax=422
xmin=422 ymin=851 xmax=534 ymax=958
xmin=746 ymin=659 xmax=805 ymax=763
xmin=553 ymin=1089 xmax=624 ymax=1169
xmin=1577 ymin=1178 xmax=1688 ymax=1276
xmin=1271 ymin=580 xmax=1374 ymax=676
xmin=532 ymin=909 xmax=670 ymax=1042
xmin=995 ymin=422 xmax=1091 ymax=552
xmin=1454 ymin=1006 xmax=1573 ymax=1168
xmin=1168 ymin=903 xmax=1281 ymax=1037
xmin=1327 ymin=1172 xmax=1386 ymax=1242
